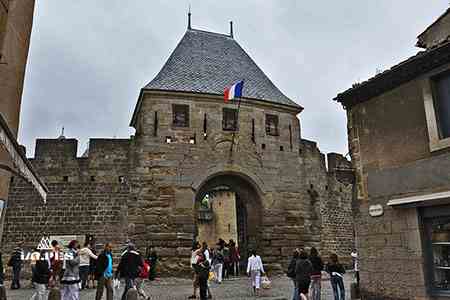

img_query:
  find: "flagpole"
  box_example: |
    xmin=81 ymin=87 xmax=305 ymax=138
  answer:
xmin=229 ymin=96 xmax=242 ymax=160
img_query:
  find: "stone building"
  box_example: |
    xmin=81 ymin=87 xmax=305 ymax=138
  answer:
xmin=2 ymin=18 xmax=354 ymax=273
xmin=0 ymin=0 xmax=46 ymax=241
xmin=335 ymin=7 xmax=450 ymax=300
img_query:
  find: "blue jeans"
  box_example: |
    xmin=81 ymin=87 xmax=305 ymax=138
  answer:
xmin=121 ymin=277 xmax=135 ymax=300
xmin=291 ymin=279 xmax=299 ymax=300
xmin=330 ymin=275 xmax=345 ymax=300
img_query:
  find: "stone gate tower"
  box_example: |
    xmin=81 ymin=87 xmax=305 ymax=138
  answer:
xmin=2 ymin=18 xmax=355 ymax=273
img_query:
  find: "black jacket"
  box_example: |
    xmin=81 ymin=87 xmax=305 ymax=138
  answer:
xmin=117 ymin=250 xmax=143 ymax=279
xmin=309 ymin=256 xmax=324 ymax=275
xmin=95 ymin=251 xmax=112 ymax=280
xmin=295 ymin=258 xmax=313 ymax=284
xmin=7 ymin=250 xmax=22 ymax=269
xmin=327 ymin=262 xmax=346 ymax=276
xmin=286 ymin=256 xmax=297 ymax=279
xmin=32 ymin=260 xmax=50 ymax=284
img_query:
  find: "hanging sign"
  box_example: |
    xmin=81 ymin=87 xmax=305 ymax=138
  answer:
xmin=369 ymin=204 xmax=384 ymax=217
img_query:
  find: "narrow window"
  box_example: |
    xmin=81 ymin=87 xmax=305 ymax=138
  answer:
xmin=433 ymin=72 xmax=450 ymax=139
xmin=119 ymin=176 xmax=125 ymax=184
xmin=63 ymin=176 xmax=69 ymax=182
xmin=289 ymin=124 xmax=293 ymax=150
xmin=172 ymin=104 xmax=189 ymax=127
xmin=90 ymin=176 xmax=95 ymax=182
xmin=261 ymin=143 xmax=266 ymax=150
xmin=251 ymin=119 xmax=255 ymax=143
xmin=203 ymin=113 xmax=207 ymax=140
xmin=153 ymin=111 xmax=158 ymax=137
xmin=266 ymin=114 xmax=279 ymax=136
xmin=223 ymin=108 xmax=238 ymax=131
xmin=280 ymin=146 xmax=284 ymax=151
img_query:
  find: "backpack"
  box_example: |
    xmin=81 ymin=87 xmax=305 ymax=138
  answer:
xmin=139 ymin=261 xmax=150 ymax=279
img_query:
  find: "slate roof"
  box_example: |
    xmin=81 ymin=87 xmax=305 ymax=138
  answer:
xmin=334 ymin=40 xmax=450 ymax=109
xmin=143 ymin=28 xmax=300 ymax=108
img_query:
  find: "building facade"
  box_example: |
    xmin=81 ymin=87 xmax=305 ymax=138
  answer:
xmin=335 ymin=8 xmax=450 ymax=300
xmin=0 ymin=0 xmax=46 ymax=242
xmin=2 ymin=20 xmax=354 ymax=273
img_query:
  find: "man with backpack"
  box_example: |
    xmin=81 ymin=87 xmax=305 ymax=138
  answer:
xmin=116 ymin=242 xmax=144 ymax=300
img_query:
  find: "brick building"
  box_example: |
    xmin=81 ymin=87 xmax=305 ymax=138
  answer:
xmin=335 ymin=8 xmax=450 ymax=300
xmin=2 ymin=17 xmax=354 ymax=273
xmin=0 ymin=0 xmax=46 ymax=242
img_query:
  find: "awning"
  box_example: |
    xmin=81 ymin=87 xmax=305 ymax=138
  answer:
xmin=0 ymin=113 xmax=47 ymax=202
xmin=387 ymin=190 xmax=450 ymax=207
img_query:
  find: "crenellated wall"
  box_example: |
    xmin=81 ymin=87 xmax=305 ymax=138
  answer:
xmin=2 ymin=91 xmax=355 ymax=275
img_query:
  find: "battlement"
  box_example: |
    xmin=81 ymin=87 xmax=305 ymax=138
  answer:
xmin=34 ymin=138 xmax=131 ymax=160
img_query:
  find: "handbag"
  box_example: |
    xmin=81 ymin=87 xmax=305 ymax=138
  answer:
xmin=261 ymin=276 xmax=271 ymax=289
xmin=208 ymin=271 xmax=215 ymax=281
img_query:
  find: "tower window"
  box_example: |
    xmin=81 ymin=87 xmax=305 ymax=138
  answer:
xmin=266 ymin=114 xmax=279 ymax=136
xmin=280 ymin=146 xmax=284 ymax=151
xmin=90 ymin=176 xmax=95 ymax=182
xmin=63 ymin=176 xmax=69 ymax=182
xmin=262 ymin=143 xmax=266 ymax=150
xmin=223 ymin=108 xmax=238 ymax=131
xmin=172 ymin=104 xmax=189 ymax=127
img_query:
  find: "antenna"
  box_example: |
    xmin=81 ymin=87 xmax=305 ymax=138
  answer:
xmin=58 ymin=126 xmax=66 ymax=140
xmin=188 ymin=4 xmax=192 ymax=29
xmin=230 ymin=21 xmax=234 ymax=38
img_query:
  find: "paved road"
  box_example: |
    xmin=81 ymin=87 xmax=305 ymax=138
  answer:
xmin=5 ymin=274 xmax=352 ymax=299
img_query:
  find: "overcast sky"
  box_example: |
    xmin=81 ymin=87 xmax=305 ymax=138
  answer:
xmin=18 ymin=1 xmax=449 ymax=157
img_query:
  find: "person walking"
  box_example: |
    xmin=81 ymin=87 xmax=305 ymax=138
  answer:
xmin=309 ymin=248 xmax=323 ymax=300
xmin=79 ymin=241 xmax=98 ymax=289
xmin=351 ymin=249 xmax=359 ymax=287
xmin=212 ymin=246 xmax=224 ymax=284
xmin=61 ymin=240 xmax=81 ymax=300
xmin=193 ymin=250 xmax=210 ymax=300
xmin=229 ymin=240 xmax=240 ymax=277
xmin=287 ymin=249 xmax=299 ymax=300
xmin=8 ymin=246 xmax=23 ymax=290
xmin=189 ymin=242 xmax=201 ymax=299
xmin=49 ymin=240 xmax=62 ymax=288
xmin=95 ymin=243 xmax=114 ymax=300
xmin=116 ymin=242 xmax=143 ymax=300
xmin=30 ymin=250 xmax=50 ymax=300
xmin=327 ymin=253 xmax=346 ymax=300
xmin=295 ymin=249 xmax=313 ymax=300
xmin=201 ymin=242 xmax=213 ymax=299
xmin=30 ymin=248 xmax=40 ymax=288
xmin=246 ymin=249 xmax=265 ymax=297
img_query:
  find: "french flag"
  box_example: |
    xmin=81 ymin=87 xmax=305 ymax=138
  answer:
xmin=224 ymin=80 xmax=244 ymax=102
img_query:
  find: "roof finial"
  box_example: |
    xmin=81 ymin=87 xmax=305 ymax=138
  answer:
xmin=58 ymin=126 xmax=66 ymax=140
xmin=230 ymin=21 xmax=234 ymax=38
xmin=188 ymin=5 xmax=192 ymax=29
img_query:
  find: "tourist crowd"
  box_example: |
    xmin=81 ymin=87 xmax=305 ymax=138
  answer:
xmin=0 ymin=238 xmax=358 ymax=300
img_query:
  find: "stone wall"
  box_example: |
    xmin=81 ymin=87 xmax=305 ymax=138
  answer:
xmin=346 ymin=63 xmax=450 ymax=299
xmin=0 ymin=0 xmax=35 ymax=241
xmin=2 ymin=91 xmax=355 ymax=275
xmin=418 ymin=9 xmax=450 ymax=49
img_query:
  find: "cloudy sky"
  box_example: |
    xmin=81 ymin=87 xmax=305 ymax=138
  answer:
xmin=18 ymin=1 xmax=449 ymax=156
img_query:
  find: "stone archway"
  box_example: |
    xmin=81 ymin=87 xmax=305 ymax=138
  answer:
xmin=194 ymin=172 xmax=263 ymax=269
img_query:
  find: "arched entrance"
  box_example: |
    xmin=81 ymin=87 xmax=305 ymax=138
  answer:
xmin=194 ymin=173 xmax=262 ymax=269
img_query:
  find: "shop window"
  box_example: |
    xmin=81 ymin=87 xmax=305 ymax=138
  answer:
xmin=266 ymin=114 xmax=279 ymax=136
xmin=223 ymin=108 xmax=238 ymax=131
xmin=172 ymin=104 xmax=189 ymax=127
xmin=433 ymin=72 xmax=450 ymax=139
xmin=422 ymin=205 xmax=450 ymax=294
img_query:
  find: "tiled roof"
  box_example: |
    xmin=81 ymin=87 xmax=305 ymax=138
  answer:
xmin=334 ymin=40 xmax=450 ymax=108
xmin=144 ymin=28 xmax=300 ymax=108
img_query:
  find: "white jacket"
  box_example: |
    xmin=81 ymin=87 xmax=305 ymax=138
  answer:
xmin=79 ymin=247 xmax=98 ymax=266
xmin=247 ymin=255 xmax=264 ymax=273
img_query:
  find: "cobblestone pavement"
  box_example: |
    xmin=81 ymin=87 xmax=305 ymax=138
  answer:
xmin=5 ymin=274 xmax=352 ymax=299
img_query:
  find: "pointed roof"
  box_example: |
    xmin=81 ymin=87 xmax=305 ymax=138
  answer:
xmin=143 ymin=28 xmax=300 ymax=108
